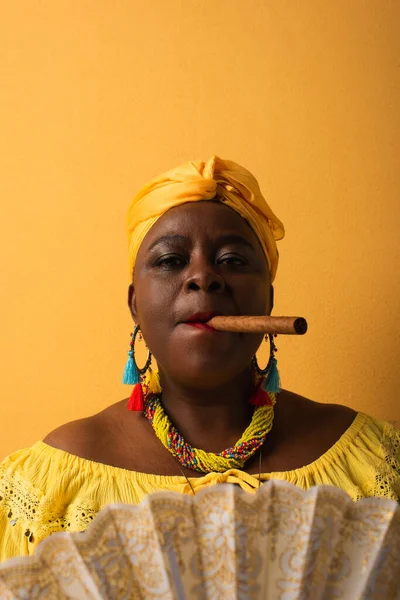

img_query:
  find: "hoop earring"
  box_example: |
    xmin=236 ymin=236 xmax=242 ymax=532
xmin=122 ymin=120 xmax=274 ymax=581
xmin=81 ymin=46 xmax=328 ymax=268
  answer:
xmin=122 ymin=325 xmax=152 ymax=411
xmin=253 ymin=334 xmax=281 ymax=394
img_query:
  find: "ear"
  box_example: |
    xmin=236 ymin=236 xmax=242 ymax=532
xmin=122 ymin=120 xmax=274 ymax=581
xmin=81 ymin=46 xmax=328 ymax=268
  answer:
xmin=269 ymin=285 xmax=275 ymax=314
xmin=128 ymin=284 xmax=138 ymax=323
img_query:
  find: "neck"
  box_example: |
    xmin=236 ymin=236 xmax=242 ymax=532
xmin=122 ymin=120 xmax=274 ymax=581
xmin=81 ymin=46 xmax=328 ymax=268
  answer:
xmin=157 ymin=368 xmax=255 ymax=453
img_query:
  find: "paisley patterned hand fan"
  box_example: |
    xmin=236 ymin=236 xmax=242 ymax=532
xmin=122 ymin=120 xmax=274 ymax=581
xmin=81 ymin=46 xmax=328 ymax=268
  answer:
xmin=0 ymin=480 xmax=399 ymax=599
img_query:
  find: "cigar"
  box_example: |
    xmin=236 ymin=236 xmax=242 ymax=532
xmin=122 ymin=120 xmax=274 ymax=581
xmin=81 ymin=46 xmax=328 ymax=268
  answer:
xmin=207 ymin=316 xmax=308 ymax=335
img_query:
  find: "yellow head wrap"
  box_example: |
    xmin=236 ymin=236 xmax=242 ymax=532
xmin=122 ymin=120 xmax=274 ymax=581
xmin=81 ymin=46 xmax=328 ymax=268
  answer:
xmin=127 ymin=155 xmax=285 ymax=281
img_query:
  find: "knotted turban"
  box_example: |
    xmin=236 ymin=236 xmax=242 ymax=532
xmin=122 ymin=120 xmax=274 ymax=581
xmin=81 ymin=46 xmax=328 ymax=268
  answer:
xmin=126 ymin=156 xmax=285 ymax=282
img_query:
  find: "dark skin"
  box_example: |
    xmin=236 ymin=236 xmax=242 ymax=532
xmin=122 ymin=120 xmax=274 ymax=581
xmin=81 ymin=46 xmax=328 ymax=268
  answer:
xmin=44 ymin=201 xmax=356 ymax=478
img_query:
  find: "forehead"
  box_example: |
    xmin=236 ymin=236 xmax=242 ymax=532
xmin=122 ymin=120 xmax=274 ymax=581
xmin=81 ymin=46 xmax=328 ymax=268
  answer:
xmin=140 ymin=201 xmax=261 ymax=248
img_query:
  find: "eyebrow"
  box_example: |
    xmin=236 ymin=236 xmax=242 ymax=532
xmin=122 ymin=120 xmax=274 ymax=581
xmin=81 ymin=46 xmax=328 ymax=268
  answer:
xmin=148 ymin=233 xmax=255 ymax=252
xmin=215 ymin=234 xmax=255 ymax=250
xmin=148 ymin=235 xmax=188 ymax=252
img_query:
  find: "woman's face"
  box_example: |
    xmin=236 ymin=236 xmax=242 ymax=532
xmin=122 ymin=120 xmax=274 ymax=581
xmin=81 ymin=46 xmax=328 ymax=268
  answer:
xmin=129 ymin=201 xmax=273 ymax=389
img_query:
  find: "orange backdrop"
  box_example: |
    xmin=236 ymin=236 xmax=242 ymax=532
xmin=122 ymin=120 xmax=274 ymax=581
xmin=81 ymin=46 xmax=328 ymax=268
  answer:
xmin=0 ymin=0 xmax=399 ymax=459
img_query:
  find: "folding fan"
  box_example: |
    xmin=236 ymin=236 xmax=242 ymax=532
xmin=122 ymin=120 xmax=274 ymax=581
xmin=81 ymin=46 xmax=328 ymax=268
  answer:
xmin=0 ymin=480 xmax=399 ymax=599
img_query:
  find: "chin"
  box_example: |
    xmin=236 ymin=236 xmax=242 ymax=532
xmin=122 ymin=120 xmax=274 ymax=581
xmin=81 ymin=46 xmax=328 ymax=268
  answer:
xmin=168 ymin=358 xmax=248 ymax=390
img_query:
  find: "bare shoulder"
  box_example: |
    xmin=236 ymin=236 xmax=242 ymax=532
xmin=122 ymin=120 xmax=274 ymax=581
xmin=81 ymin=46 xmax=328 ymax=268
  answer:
xmin=43 ymin=419 xmax=96 ymax=456
xmin=43 ymin=399 xmax=132 ymax=458
xmin=42 ymin=399 xmax=167 ymax=473
xmin=276 ymin=389 xmax=357 ymax=442
xmin=278 ymin=389 xmax=357 ymax=427
xmin=262 ymin=389 xmax=358 ymax=471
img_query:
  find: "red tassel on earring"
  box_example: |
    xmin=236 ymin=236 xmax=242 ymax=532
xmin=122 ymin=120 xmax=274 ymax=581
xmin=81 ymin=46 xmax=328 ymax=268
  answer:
xmin=248 ymin=382 xmax=274 ymax=407
xmin=127 ymin=383 xmax=144 ymax=411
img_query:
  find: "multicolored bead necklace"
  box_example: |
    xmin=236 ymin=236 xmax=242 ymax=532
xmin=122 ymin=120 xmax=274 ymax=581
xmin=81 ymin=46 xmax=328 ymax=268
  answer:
xmin=143 ymin=389 xmax=276 ymax=473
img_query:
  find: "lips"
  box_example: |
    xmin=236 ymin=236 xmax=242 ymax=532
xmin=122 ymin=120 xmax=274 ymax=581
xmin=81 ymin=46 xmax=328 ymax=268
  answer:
xmin=182 ymin=312 xmax=220 ymax=332
xmin=184 ymin=312 xmax=219 ymax=323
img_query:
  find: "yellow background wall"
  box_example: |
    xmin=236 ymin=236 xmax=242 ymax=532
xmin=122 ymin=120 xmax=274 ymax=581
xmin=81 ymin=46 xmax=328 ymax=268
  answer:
xmin=0 ymin=1 xmax=399 ymax=460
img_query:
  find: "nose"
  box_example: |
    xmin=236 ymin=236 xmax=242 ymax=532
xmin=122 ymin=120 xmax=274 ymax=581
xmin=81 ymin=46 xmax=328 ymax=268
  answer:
xmin=184 ymin=259 xmax=225 ymax=294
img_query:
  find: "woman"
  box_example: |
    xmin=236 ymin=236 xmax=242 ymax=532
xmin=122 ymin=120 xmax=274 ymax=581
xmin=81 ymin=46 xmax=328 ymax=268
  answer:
xmin=1 ymin=156 xmax=399 ymax=562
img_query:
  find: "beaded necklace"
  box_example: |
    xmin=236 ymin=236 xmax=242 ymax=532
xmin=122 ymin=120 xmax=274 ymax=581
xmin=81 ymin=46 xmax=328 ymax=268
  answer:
xmin=144 ymin=391 xmax=276 ymax=473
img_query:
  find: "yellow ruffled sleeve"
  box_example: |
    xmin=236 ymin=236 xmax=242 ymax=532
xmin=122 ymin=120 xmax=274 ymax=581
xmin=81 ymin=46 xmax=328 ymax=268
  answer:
xmin=0 ymin=448 xmax=35 ymax=561
xmin=266 ymin=414 xmax=400 ymax=500
xmin=0 ymin=442 xmax=142 ymax=563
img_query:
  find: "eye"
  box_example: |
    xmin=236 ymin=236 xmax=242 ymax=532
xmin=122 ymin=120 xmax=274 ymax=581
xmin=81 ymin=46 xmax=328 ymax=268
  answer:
xmin=217 ymin=253 xmax=249 ymax=267
xmin=155 ymin=254 xmax=187 ymax=269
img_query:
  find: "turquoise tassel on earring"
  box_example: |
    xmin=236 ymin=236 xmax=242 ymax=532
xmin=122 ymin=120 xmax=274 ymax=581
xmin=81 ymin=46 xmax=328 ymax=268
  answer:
xmin=123 ymin=326 xmax=152 ymax=412
xmin=263 ymin=356 xmax=281 ymax=393
xmin=123 ymin=341 xmax=143 ymax=410
xmin=263 ymin=334 xmax=281 ymax=393
xmin=123 ymin=346 xmax=140 ymax=385
xmin=250 ymin=333 xmax=281 ymax=405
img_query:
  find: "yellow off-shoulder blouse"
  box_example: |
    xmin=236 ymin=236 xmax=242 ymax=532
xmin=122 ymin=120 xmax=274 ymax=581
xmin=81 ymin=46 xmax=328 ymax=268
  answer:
xmin=0 ymin=412 xmax=399 ymax=563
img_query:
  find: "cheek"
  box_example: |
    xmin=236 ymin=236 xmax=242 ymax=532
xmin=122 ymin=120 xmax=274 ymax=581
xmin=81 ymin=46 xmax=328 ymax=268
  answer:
xmin=234 ymin=277 xmax=271 ymax=315
xmin=133 ymin=274 xmax=179 ymax=347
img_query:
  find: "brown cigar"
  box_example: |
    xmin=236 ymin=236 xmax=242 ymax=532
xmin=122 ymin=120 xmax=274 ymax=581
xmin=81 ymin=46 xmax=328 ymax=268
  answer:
xmin=207 ymin=316 xmax=308 ymax=335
